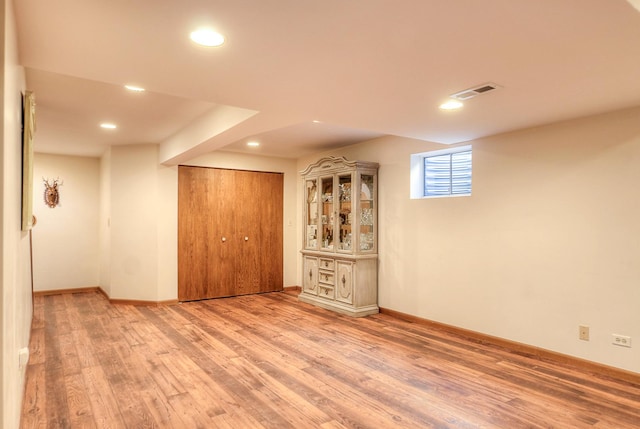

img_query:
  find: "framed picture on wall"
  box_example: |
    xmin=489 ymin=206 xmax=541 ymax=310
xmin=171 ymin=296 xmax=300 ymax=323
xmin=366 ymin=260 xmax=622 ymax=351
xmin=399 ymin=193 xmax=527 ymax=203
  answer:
xmin=21 ymin=91 xmax=36 ymax=231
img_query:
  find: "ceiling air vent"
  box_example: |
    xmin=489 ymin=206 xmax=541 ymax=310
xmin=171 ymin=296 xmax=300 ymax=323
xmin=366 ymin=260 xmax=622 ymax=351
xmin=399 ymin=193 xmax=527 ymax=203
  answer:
xmin=450 ymin=82 xmax=501 ymax=101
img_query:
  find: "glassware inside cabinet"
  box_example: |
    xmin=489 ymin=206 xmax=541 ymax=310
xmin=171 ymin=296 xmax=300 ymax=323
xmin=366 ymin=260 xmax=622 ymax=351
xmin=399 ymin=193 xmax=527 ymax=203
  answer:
xmin=320 ymin=177 xmax=334 ymax=250
xmin=305 ymin=179 xmax=318 ymax=249
xmin=359 ymin=174 xmax=375 ymax=251
xmin=338 ymin=174 xmax=352 ymax=251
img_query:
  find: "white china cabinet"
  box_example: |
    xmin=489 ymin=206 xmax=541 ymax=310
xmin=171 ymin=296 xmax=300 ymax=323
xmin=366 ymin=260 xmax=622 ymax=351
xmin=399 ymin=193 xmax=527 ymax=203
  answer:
xmin=299 ymin=156 xmax=379 ymax=317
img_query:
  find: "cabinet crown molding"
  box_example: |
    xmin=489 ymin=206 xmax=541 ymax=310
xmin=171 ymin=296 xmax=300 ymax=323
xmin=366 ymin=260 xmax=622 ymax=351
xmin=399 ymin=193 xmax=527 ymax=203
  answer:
xmin=300 ymin=156 xmax=379 ymax=176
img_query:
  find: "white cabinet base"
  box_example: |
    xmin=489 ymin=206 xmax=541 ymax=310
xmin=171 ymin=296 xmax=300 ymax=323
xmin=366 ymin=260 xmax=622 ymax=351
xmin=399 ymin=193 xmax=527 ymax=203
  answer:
xmin=298 ymin=253 xmax=378 ymax=317
xmin=298 ymin=293 xmax=379 ymax=317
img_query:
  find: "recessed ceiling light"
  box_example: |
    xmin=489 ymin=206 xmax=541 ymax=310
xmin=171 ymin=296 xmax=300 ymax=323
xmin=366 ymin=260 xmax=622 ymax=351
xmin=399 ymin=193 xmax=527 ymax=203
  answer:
xmin=100 ymin=123 xmax=117 ymax=129
xmin=190 ymin=28 xmax=225 ymax=47
xmin=626 ymin=0 xmax=640 ymax=13
xmin=247 ymin=141 xmax=260 ymax=147
xmin=439 ymin=100 xmax=464 ymax=111
xmin=312 ymin=120 xmax=322 ymax=124
xmin=124 ymin=85 xmax=145 ymax=92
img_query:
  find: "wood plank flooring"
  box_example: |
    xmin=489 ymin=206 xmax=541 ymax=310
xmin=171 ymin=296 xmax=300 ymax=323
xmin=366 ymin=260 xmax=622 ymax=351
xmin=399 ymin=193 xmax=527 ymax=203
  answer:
xmin=21 ymin=291 xmax=640 ymax=428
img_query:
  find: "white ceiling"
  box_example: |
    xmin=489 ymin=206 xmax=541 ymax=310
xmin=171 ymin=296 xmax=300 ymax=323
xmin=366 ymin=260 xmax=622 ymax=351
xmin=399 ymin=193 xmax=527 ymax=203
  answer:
xmin=13 ymin=0 xmax=640 ymax=163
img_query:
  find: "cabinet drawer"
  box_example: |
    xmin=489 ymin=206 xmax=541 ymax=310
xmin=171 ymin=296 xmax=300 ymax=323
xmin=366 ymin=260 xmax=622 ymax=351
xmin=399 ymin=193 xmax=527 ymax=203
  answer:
xmin=318 ymin=285 xmax=335 ymax=299
xmin=318 ymin=270 xmax=334 ymax=285
xmin=319 ymin=258 xmax=335 ymax=271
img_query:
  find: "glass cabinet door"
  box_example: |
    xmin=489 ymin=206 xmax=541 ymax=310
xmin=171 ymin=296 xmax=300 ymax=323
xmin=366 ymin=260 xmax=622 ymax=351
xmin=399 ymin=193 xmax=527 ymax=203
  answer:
xmin=337 ymin=174 xmax=353 ymax=251
xmin=359 ymin=174 xmax=375 ymax=252
xmin=305 ymin=179 xmax=318 ymax=249
xmin=320 ymin=177 xmax=334 ymax=250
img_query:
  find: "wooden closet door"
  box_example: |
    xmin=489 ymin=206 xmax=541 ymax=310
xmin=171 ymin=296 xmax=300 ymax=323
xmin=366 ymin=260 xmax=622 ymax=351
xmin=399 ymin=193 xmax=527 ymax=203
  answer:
xmin=178 ymin=166 xmax=212 ymax=301
xmin=255 ymin=171 xmax=283 ymax=292
xmin=234 ymin=169 xmax=261 ymax=295
xmin=235 ymin=170 xmax=283 ymax=295
xmin=209 ymin=168 xmax=237 ymax=298
xmin=178 ymin=166 xmax=283 ymax=301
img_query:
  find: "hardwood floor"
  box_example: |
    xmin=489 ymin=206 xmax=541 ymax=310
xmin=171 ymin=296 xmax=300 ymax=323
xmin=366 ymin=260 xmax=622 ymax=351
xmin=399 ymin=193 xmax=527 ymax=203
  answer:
xmin=21 ymin=291 xmax=640 ymax=428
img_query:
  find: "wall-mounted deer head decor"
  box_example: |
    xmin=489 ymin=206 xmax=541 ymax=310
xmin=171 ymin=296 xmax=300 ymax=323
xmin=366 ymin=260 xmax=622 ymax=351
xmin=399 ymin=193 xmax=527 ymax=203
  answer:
xmin=43 ymin=177 xmax=62 ymax=208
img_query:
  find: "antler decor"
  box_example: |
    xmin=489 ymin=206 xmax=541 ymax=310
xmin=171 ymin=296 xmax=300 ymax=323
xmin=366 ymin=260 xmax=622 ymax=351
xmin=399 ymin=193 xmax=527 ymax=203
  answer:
xmin=43 ymin=177 xmax=62 ymax=208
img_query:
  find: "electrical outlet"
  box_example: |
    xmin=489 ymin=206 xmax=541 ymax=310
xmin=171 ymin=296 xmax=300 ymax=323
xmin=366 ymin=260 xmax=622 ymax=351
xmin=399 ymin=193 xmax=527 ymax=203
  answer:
xmin=579 ymin=325 xmax=589 ymax=341
xmin=612 ymin=334 xmax=632 ymax=348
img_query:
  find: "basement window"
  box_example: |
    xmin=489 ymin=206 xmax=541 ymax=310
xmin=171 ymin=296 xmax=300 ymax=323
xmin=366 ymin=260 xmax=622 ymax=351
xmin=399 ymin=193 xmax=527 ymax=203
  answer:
xmin=410 ymin=145 xmax=472 ymax=199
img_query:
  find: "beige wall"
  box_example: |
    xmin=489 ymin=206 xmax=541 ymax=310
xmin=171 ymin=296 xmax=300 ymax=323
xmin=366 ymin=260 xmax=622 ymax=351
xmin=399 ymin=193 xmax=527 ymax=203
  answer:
xmin=32 ymin=153 xmax=100 ymax=291
xmin=108 ymin=145 xmax=171 ymax=301
xmin=298 ymin=106 xmax=640 ymax=373
xmin=1 ymin=1 xmax=32 ymax=427
xmin=156 ymin=153 xmax=178 ymax=301
xmin=99 ymin=149 xmax=112 ymax=296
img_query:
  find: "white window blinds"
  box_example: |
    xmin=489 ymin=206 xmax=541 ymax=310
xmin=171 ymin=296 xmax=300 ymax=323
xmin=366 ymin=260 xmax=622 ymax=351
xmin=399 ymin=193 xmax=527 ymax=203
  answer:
xmin=423 ymin=149 xmax=472 ymax=197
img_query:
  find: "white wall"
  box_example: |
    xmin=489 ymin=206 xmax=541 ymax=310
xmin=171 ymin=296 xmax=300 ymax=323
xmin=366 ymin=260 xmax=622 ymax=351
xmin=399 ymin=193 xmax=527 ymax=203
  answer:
xmin=156 ymin=155 xmax=178 ymax=301
xmin=99 ymin=149 xmax=112 ymax=296
xmin=183 ymin=151 xmax=299 ymax=288
xmin=31 ymin=153 xmax=100 ymax=291
xmin=297 ymin=106 xmax=640 ymax=374
xmin=1 ymin=0 xmax=32 ymax=427
xmin=109 ymin=145 xmax=170 ymax=301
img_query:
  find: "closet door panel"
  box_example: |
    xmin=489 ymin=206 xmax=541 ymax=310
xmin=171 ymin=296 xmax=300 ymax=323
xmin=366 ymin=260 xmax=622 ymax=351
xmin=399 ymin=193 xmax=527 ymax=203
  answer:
xmin=257 ymin=171 xmax=283 ymax=292
xmin=178 ymin=166 xmax=211 ymax=301
xmin=234 ymin=169 xmax=262 ymax=296
xmin=209 ymin=168 xmax=238 ymax=298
